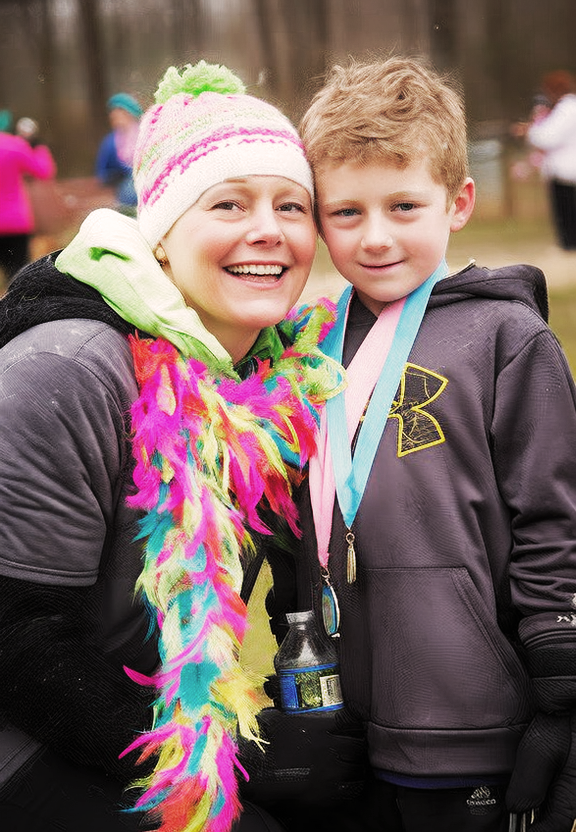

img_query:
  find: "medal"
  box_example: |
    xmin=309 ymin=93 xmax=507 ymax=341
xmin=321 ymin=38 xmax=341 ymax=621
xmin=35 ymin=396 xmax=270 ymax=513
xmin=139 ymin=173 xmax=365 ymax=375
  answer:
xmin=346 ymin=531 xmax=356 ymax=584
xmin=321 ymin=571 xmax=340 ymax=637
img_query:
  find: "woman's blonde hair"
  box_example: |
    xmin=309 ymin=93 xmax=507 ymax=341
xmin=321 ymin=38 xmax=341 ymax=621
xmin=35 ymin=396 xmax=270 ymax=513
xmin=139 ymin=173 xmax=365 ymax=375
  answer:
xmin=301 ymin=56 xmax=469 ymax=203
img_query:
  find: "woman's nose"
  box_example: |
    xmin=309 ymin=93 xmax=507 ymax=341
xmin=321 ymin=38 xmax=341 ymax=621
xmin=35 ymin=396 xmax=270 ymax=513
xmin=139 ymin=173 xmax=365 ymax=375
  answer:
xmin=245 ymin=206 xmax=284 ymax=245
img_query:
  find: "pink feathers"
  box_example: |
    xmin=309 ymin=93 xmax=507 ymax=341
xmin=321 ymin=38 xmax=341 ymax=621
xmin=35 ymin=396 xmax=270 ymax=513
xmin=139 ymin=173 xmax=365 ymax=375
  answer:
xmin=122 ymin=300 xmax=343 ymax=832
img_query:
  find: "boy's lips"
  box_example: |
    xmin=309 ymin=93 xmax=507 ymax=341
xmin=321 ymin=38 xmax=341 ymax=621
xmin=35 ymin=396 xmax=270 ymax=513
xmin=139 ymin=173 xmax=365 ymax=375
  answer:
xmin=359 ymin=259 xmax=402 ymax=270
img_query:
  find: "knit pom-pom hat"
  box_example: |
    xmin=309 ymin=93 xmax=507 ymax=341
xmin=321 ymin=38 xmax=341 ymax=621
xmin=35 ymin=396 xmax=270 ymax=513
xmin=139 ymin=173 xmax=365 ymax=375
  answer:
xmin=134 ymin=60 xmax=314 ymax=247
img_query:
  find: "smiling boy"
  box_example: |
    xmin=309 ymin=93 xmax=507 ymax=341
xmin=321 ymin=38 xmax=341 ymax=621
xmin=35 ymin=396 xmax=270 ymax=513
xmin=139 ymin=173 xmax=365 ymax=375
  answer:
xmin=268 ymin=57 xmax=576 ymax=831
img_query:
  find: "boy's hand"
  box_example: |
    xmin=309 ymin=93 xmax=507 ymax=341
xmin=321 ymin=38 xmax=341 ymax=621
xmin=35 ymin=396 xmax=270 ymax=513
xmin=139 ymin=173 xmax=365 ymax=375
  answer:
xmin=506 ymin=710 xmax=576 ymax=831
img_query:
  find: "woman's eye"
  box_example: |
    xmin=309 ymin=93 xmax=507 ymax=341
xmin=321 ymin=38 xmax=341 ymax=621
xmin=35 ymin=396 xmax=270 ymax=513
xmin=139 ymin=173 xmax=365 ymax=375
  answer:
xmin=278 ymin=202 xmax=306 ymax=213
xmin=212 ymin=201 xmax=240 ymax=211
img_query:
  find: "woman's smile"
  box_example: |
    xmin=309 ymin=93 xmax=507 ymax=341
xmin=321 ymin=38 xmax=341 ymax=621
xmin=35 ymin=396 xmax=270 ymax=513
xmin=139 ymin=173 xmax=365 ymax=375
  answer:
xmin=224 ymin=262 xmax=287 ymax=280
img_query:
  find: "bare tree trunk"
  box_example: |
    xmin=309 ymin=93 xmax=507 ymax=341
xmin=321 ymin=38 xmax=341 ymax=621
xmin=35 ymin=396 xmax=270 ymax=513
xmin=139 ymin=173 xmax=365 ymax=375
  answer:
xmin=279 ymin=0 xmax=330 ymax=118
xmin=171 ymin=0 xmax=204 ymax=63
xmin=252 ymin=0 xmax=282 ymax=99
xmin=483 ymin=0 xmax=514 ymax=218
xmin=399 ymin=0 xmax=431 ymax=56
xmin=37 ymin=0 xmax=58 ymax=145
xmin=429 ymin=0 xmax=457 ymax=69
xmin=76 ymin=0 xmax=108 ymax=142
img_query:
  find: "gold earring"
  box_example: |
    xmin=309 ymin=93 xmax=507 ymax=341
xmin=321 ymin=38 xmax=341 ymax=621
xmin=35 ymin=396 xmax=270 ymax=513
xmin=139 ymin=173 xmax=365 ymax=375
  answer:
xmin=154 ymin=244 xmax=168 ymax=266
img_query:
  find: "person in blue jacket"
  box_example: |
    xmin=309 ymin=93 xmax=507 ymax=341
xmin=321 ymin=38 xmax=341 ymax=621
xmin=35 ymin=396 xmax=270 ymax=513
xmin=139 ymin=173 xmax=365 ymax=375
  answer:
xmin=95 ymin=92 xmax=142 ymax=215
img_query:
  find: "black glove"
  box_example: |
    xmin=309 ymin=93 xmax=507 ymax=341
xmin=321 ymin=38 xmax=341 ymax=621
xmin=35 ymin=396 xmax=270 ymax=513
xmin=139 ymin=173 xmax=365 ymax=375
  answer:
xmin=262 ymin=674 xmax=281 ymax=708
xmin=506 ymin=710 xmax=576 ymax=831
xmin=238 ymin=706 xmax=370 ymax=808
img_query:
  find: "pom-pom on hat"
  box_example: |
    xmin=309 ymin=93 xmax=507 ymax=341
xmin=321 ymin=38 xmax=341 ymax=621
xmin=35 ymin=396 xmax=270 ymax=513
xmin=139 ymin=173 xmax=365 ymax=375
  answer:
xmin=134 ymin=60 xmax=314 ymax=247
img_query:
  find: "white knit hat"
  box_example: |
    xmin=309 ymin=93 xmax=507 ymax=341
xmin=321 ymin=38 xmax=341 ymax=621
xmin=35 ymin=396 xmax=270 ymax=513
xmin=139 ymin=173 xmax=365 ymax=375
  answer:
xmin=134 ymin=61 xmax=314 ymax=248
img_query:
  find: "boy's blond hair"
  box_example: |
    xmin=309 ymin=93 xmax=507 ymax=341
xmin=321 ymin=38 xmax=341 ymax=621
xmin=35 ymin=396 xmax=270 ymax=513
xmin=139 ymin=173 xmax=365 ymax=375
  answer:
xmin=301 ymin=56 xmax=468 ymax=202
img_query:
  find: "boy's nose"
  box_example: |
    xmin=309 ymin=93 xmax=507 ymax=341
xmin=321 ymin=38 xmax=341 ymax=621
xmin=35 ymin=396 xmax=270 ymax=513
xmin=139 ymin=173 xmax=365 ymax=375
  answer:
xmin=245 ymin=207 xmax=284 ymax=245
xmin=361 ymin=217 xmax=393 ymax=250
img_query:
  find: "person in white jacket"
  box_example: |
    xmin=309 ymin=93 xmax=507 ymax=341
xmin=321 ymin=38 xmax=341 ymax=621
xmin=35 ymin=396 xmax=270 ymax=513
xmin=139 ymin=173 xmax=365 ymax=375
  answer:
xmin=526 ymin=70 xmax=576 ymax=250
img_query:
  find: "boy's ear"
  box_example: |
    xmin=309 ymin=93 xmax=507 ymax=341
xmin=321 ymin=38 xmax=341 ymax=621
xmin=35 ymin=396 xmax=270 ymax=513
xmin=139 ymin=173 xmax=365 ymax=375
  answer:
xmin=450 ymin=177 xmax=475 ymax=232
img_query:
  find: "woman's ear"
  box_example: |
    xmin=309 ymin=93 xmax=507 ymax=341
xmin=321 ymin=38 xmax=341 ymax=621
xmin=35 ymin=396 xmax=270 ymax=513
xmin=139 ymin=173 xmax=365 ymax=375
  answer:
xmin=154 ymin=243 xmax=168 ymax=267
xmin=450 ymin=177 xmax=476 ymax=232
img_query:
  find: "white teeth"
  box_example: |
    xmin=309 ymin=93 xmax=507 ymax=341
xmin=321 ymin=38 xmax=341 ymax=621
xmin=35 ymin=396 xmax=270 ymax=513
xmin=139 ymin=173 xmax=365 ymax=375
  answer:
xmin=226 ymin=264 xmax=284 ymax=276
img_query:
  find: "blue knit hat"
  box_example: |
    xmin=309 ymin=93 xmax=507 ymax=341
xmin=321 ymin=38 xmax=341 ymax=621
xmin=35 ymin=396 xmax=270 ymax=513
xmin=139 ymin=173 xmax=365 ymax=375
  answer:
xmin=0 ymin=110 xmax=13 ymax=133
xmin=107 ymin=93 xmax=142 ymax=119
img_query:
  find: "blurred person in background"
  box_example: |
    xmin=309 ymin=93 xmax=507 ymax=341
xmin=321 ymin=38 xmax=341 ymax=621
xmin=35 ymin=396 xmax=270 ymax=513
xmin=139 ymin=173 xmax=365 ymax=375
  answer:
xmin=0 ymin=110 xmax=56 ymax=288
xmin=520 ymin=70 xmax=576 ymax=250
xmin=95 ymin=92 xmax=142 ymax=216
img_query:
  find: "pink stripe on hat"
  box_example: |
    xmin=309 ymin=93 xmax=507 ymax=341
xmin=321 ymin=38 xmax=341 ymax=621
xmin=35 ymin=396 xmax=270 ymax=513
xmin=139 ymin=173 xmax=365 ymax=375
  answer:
xmin=134 ymin=69 xmax=313 ymax=247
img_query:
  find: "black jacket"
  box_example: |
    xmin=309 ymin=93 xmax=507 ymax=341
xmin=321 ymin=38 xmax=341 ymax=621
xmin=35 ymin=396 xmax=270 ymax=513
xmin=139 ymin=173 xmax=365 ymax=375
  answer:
xmin=0 ymin=256 xmax=156 ymax=786
xmin=270 ymin=263 xmax=576 ymax=780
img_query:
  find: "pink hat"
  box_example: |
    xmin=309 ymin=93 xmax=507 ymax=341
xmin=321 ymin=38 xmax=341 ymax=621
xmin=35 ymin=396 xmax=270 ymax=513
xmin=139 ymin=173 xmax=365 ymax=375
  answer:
xmin=134 ymin=61 xmax=313 ymax=247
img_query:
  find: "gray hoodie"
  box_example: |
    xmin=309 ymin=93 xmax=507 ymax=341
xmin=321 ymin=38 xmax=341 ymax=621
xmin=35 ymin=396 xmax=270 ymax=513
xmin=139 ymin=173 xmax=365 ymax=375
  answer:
xmin=291 ymin=262 xmax=576 ymax=781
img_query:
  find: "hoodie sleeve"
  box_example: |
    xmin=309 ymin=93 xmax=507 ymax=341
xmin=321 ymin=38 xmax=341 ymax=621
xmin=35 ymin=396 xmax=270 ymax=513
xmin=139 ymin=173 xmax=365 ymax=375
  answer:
xmin=493 ymin=323 xmax=576 ymax=709
xmin=0 ymin=322 xmax=157 ymax=781
xmin=0 ymin=330 xmax=127 ymax=581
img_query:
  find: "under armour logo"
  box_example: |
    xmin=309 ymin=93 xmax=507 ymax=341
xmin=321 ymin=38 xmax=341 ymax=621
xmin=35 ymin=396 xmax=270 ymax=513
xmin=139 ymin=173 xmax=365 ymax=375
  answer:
xmin=557 ymin=613 xmax=576 ymax=626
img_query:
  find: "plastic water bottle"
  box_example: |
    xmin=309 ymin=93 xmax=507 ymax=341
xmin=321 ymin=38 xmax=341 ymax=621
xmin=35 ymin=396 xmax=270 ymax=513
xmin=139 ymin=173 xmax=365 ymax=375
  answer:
xmin=274 ymin=610 xmax=344 ymax=713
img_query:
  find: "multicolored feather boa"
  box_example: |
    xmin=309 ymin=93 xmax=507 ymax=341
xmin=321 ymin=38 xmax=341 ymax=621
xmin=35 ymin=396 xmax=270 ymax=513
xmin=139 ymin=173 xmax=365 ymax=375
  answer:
xmin=120 ymin=300 xmax=343 ymax=832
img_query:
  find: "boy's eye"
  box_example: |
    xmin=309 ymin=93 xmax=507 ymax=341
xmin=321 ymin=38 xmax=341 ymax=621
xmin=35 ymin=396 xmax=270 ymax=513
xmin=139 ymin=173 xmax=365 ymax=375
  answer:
xmin=394 ymin=202 xmax=416 ymax=212
xmin=334 ymin=207 xmax=359 ymax=217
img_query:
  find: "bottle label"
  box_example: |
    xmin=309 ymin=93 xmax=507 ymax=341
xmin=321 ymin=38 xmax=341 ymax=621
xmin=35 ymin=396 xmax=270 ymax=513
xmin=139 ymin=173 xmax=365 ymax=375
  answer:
xmin=277 ymin=662 xmax=344 ymax=713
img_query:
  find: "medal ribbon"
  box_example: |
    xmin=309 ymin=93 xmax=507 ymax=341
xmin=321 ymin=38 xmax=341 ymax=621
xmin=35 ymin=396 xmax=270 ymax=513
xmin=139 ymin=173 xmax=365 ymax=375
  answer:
xmin=310 ymin=260 xmax=448 ymax=571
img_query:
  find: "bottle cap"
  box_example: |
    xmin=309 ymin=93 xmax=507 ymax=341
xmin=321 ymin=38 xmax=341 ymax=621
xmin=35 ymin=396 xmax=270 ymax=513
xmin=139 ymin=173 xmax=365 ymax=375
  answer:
xmin=286 ymin=610 xmax=314 ymax=625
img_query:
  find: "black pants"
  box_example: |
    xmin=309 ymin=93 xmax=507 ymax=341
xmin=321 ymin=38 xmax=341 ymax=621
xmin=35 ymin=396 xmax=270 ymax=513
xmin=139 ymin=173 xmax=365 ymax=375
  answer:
xmin=0 ymin=748 xmax=286 ymax=832
xmin=0 ymin=234 xmax=30 ymax=285
xmin=374 ymin=779 xmax=511 ymax=832
xmin=268 ymin=784 xmax=383 ymax=832
xmin=549 ymin=179 xmax=576 ymax=250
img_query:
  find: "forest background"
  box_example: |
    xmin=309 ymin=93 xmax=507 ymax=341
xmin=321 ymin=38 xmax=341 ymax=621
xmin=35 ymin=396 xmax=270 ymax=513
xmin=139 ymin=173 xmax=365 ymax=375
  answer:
xmin=2 ymin=0 xmax=576 ymax=178
xmin=1 ymin=0 xmax=576 ymax=376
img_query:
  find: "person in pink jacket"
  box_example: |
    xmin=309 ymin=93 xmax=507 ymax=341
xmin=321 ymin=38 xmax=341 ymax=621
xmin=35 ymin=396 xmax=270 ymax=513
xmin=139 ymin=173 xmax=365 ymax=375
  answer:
xmin=0 ymin=112 xmax=56 ymax=286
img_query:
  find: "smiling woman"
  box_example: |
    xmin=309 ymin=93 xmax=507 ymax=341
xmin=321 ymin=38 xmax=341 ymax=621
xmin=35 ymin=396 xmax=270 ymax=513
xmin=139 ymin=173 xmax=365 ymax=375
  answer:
xmin=160 ymin=175 xmax=316 ymax=360
xmin=0 ymin=60 xmax=344 ymax=832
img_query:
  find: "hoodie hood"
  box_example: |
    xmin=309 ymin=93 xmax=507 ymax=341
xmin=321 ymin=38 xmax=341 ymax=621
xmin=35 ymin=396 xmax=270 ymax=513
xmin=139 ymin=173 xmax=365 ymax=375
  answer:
xmin=0 ymin=208 xmax=234 ymax=368
xmin=0 ymin=252 xmax=138 ymax=350
xmin=430 ymin=262 xmax=549 ymax=322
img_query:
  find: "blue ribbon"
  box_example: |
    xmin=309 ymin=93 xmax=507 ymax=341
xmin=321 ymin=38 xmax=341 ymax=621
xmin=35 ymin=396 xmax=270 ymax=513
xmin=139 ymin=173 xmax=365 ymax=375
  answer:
xmin=324 ymin=260 xmax=448 ymax=526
